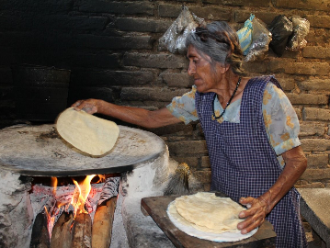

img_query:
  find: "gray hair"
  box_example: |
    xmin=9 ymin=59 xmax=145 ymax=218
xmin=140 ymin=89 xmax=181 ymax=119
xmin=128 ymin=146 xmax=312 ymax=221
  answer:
xmin=186 ymin=21 xmax=246 ymax=76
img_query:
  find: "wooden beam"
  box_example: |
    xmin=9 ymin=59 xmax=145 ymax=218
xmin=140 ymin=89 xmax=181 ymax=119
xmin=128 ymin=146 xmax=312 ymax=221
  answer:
xmin=92 ymin=197 xmax=117 ymax=248
xmin=71 ymin=213 xmax=92 ymax=248
xmin=50 ymin=212 xmax=74 ymax=248
xmin=30 ymin=212 xmax=50 ymax=248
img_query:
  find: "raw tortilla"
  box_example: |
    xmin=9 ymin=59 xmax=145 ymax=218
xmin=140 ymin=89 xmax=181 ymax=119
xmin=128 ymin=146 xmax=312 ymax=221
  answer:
xmin=56 ymin=107 xmax=120 ymax=157
xmin=170 ymin=192 xmax=245 ymax=233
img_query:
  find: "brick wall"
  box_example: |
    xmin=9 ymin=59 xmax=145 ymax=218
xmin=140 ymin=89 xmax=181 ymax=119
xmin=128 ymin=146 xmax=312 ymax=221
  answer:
xmin=0 ymin=0 xmax=329 ymax=189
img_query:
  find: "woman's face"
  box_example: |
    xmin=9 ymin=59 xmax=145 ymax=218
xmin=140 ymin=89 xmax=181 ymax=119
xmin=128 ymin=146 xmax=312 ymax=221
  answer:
xmin=187 ymin=45 xmax=226 ymax=93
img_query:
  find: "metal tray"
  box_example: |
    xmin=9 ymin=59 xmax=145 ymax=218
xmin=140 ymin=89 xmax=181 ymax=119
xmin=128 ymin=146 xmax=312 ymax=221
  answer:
xmin=0 ymin=124 xmax=166 ymax=177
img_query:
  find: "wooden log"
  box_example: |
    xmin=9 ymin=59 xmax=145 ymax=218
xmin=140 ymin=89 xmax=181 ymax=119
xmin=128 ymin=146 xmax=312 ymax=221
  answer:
xmin=30 ymin=212 xmax=50 ymax=248
xmin=50 ymin=212 xmax=74 ymax=248
xmin=71 ymin=213 xmax=92 ymax=248
xmin=92 ymin=197 xmax=117 ymax=248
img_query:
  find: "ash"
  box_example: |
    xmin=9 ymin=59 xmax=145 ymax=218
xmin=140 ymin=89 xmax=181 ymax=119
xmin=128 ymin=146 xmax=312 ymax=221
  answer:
xmin=0 ymin=169 xmax=33 ymax=248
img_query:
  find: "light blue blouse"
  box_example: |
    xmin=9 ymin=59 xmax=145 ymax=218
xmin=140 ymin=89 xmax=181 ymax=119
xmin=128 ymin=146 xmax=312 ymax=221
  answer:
xmin=167 ymin=82 xmax=301 ymax=167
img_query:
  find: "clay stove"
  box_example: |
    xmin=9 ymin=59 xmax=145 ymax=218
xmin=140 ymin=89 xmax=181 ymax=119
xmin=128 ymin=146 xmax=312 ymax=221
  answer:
xmin=0 ymin=124 xmax=177 ymax=248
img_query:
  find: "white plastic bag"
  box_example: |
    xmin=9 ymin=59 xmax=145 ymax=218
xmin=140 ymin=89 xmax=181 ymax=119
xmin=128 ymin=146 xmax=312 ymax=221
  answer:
xmin=159 ymin=6 xmax=205 ymax=54
xmin=245 ymin=17 xmax=272 ymax=62
xmin=286 ymin=15 xmax=310 ymax=51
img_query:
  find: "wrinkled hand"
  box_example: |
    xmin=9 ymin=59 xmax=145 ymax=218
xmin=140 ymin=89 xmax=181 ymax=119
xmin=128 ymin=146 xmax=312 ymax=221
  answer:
xmin=71 ymin=99 xmax=101 ymax=114
xmin=237 ymin=196 xmax=270 ymax=234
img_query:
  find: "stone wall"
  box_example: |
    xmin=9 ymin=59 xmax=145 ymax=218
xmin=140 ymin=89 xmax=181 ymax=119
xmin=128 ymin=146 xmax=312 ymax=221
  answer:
xmin=0 ymin=0 xmax=330 ymax=189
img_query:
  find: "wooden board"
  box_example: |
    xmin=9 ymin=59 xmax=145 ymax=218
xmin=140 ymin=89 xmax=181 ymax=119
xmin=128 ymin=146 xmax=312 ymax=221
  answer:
xmin=141 ymin=195 xmax=276 ymax=248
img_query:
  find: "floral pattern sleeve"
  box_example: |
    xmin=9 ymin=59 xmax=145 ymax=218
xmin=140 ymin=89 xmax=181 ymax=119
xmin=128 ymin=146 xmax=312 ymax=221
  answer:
xmin=166 ymin=86 xmax=199 ymax=124
xmin=262 ymin=83 xmax=301 ymax=160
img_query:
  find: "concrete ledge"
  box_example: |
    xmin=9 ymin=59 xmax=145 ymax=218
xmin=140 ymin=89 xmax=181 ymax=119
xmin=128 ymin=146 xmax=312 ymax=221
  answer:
xmin=120 ymin=146 xmax=176 ymax=248
xmin=121 ymin=193 xmax=175 ymax=248
xmin=298 ymin=188 xmax=330 ymax=247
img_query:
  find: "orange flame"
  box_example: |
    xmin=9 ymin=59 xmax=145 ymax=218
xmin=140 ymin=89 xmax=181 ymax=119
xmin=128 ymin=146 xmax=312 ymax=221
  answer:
xmin=51 ymin=177 xmax=57 ymax=195
xmin=45 ymin=174 xmax=99 ymax=235
xmin=70 ymin=175 xmax=96 ymax=216
xmin=95 ymin=174 xmax=106 ymax=183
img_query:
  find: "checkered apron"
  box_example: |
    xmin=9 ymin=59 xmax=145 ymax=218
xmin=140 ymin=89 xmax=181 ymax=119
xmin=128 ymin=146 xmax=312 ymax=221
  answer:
xmin=195 ymin=75 xmax=307 ymax=248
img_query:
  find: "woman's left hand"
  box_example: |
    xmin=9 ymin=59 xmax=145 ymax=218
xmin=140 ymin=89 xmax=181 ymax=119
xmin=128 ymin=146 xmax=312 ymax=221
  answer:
xmin=236 ymin=146 xmax=307 ymax=234
xmin=237 ymin=196 xmax=270 ymax=234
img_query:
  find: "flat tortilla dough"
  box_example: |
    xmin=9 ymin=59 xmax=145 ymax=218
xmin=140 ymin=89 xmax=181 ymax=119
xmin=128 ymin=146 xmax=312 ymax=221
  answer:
xmin=56 ymin=107 xmax=120 ymax=157
xmin=170 ymin=192 xmax=245 ymax=233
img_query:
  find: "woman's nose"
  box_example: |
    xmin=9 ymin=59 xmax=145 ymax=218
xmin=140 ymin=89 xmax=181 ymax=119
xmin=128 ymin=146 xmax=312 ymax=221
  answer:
xmin=188 ymin=62 xmax=195 ymax=76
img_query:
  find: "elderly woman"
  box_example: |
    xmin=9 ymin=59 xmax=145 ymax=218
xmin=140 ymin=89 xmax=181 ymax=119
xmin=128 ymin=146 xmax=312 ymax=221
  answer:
xmin=73 ymin=21 xmax=307 ymax=247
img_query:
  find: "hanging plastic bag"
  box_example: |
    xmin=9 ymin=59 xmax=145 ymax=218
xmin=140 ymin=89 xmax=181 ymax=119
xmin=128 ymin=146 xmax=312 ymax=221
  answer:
xmin=237 ymin=14 xmax=254 ymax=55
xmin=245 ymin=17 xmax=272 ymax=62
xmin=158 ymin=6 xmax=205 ymax=54
xmin=286 ymin=15 xmax=310 ymax=51
xmin=268 ymin=15 xmax=293 ymax=57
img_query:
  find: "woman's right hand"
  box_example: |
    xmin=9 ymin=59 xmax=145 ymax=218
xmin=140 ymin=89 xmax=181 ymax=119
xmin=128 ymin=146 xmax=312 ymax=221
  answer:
xmin=71 ymin=99 xmax=102 ymax=114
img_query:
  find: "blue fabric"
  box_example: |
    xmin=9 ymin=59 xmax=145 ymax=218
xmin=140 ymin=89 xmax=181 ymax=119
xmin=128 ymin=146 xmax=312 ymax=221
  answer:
xmin=237 ymin=14 xmax=254 ymax=55
xmin=195 ymin=75 xmax=307 ymax=248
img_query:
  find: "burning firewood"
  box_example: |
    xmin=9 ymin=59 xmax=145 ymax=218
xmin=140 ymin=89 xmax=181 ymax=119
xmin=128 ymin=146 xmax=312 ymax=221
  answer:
xmin=50 ymin=212 xmax=74 ymax=248
xmin=30 ymin=212 xmax=50 ymax=248
xmin=31 ymin=175 xmax=120 ymax=248
xmin=71 ymin=213 xmax=92 ymax=248
xmin=92 ymin=196 xmax=117 ymax=248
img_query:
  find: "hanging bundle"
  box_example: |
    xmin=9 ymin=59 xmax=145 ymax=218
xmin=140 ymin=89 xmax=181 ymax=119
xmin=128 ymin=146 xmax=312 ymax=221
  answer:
xmin=245 ymin=17 xmax=272 ymax=62
xmin=158 ymin=6 xmax=205 ymax=54
xmin=237 ymin=14 xmax=254 ymax=55
xmin=286 ymin=15 xmax=310 ymax=51
xmin=268 ymin=15 xmax=293 ymax=57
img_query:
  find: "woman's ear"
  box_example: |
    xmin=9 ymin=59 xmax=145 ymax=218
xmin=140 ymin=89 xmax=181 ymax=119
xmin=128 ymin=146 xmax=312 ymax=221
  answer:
xmin=216 ymin=63 xmax=230 ymax=74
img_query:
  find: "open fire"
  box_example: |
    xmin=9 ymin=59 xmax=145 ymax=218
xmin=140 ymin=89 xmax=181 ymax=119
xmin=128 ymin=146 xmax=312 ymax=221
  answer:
xmin=30 ymin=175 xmax=119 ymax=248
xmin=0 ymin=124 xmax=170 ymax=248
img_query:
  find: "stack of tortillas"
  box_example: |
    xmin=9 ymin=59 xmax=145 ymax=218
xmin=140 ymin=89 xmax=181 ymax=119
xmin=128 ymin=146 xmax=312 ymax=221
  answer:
xmin=168 ymin=192 xmax=252 ymax=241
xmin=56 ymin=107 xmax=120 ymax=157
